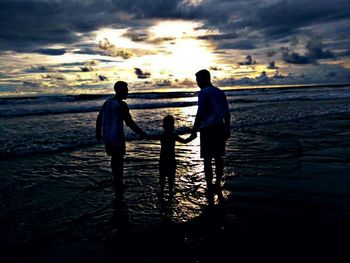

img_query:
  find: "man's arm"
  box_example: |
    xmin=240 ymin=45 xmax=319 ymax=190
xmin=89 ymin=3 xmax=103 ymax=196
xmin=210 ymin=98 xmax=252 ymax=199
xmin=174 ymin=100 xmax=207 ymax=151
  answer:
xmin=175 ymin=135 xmax=188 ymax=144
xmin=122 ymin=102 xmax=147 ymax=138
xmin=181 ymin=133 xmax=197 ymax=143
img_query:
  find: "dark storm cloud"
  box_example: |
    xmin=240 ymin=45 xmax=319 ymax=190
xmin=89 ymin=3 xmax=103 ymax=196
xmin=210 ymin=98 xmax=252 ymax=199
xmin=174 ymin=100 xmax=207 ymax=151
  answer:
xmin=116 ymin=0 xmax=183 ymax=18
xmin=0 ymin=0 xmax=186 ymax=52
xmin=281 ymin=37 xmax=335 ymax=64
xmin=249 ymin=0 xmax=349 ymax=36
xmin=339 ymin=50 xmax=350 ymax=57
xmin=190 ymin=0 xmax=350 ymax=38
xmin=281 ymin=49 xmax=314 ymax=64
xmin=180 ymin=0 xmax=350 ymax=54
xmin=0 ymin=1 xmax=79 ymax=51
xmin=1 ymin=0 xmax=350 ymax=57
xmin=305 ymin=37 xmax=335 ymax=59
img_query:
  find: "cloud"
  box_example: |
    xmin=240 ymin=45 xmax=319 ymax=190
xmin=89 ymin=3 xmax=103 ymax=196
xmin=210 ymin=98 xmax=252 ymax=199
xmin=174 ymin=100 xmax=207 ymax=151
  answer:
xmin=197 ymin=32 xmax=239 ymax=41
xmin=134 ymin=68 xmax=151 ymax=79
xmin=209 ymin=66 xmax=221 ymax=71
xmin=34 ymin=48 xmax=67 ymax=56
xmin=23 ymin=80 xmax=42 ymax=89
xmin=122 ymin=30 xmax=149 ymax=42
xmin=267 ymin=50 xmax=277 ymax=57
xmin=98 ymin=75 xmax=108 ymax=81
xmin=122 ymin=28 xmax=177 ymax=45
xmin=238 ymin=55 xmax=256 ymax=65
xmin=154 ymin=80 xmax=172 ymax=87
xmin=98 ymin=38 xmax=134 ymax=59
xmin=1 ymin=0 xmax=350 ymax=94
xmin=281 ymin=37 xmax=335 ymax=64
xmin=338 ymin=49 xmax=350 ymax=57
xmin=1 ymin=0 xmax=350 ymax=58
xmin=42 ymin=73 xmax=66 ymax=81
xmin=267 ymin=61 xmax=278 ymax=69
xmin=218 ymin=63 xmax=350 ymax=87
xmin=305 ymin=37 xmax=335 ymax=59
xmin=219 ymin=40 xmax=256 ymax=50
xmin=281 ymin=49 xmax=314 ymax=64
xmin=25 ymin=65 xmax=48 ymax=73
xmin=80 ymin=66 xmax=93 ymax=72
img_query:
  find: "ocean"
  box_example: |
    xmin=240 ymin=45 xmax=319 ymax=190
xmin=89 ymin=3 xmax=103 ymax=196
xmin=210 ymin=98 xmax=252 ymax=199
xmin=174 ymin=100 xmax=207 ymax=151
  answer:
xmin=1 ymin=84 xmax=350 ymax=261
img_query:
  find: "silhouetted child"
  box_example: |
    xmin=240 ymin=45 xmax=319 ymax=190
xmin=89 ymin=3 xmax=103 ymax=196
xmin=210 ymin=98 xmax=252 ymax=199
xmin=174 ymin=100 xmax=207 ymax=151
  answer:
xmin=159 ymin=115 xmax=196 ymax=197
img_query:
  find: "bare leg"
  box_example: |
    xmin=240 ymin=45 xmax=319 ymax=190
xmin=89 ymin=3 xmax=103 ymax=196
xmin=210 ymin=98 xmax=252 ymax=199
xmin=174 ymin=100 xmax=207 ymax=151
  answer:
xmin=111 ymin=152 xmax=124 ymax=197
xmin=168 ymin=170 xmax=175 ymax=197
xmin=204 ymin=156 xmax=213 ymax=191
xmin=159 ymin=175 xmax=165 ymax=195
xmin=214 ymin=156 xmax=223 ymax=189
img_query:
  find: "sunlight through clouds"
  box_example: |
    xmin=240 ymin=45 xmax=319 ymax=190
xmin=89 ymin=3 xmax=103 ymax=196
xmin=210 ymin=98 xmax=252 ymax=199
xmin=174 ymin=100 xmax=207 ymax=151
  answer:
xmin=138 ymin=20 xmax=217 ymax=80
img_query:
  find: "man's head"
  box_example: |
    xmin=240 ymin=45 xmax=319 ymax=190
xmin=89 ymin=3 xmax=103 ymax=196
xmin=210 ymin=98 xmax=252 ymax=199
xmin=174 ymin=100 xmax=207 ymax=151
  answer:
xmin=195 ymin=69 xmax=211 ymax=89
xmin=114 ymin=81 xmax=128 ymax=100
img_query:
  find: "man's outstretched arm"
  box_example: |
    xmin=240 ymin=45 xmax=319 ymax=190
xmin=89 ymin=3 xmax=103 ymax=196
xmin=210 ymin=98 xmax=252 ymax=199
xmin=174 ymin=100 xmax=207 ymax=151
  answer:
xmin=122 ymin=102 xmax=147 ymax=138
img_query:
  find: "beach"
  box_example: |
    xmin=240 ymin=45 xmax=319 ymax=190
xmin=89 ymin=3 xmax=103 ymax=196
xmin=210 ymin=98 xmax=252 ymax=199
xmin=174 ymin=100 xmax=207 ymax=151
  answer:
xmin=1 ymin=85 xmax=350 ymax=262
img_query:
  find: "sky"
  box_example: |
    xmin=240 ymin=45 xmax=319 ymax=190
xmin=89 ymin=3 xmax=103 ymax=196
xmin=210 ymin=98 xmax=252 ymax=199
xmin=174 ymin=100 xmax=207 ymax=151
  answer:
xmin=0 ymin=0 xmax=350 ymax=95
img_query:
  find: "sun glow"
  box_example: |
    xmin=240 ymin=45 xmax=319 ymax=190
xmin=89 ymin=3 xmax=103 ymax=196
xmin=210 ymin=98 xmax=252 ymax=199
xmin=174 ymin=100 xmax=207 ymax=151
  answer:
xmin=87 ymin=21 xmax=219 ymax=85
xmin=144 ymin=21 xmax=217 ymax=79
xmin=150 ymin=20 xmax=202 ymax=39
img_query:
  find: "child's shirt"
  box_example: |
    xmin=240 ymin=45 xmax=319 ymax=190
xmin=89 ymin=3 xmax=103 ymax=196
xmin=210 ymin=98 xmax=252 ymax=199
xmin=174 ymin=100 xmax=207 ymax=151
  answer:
xmin=160 ymin=132 xmax=186 ymax=163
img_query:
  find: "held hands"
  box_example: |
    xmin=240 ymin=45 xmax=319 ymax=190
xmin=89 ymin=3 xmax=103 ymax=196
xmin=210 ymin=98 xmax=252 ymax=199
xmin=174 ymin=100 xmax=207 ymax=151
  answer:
xmin=184 ymin=132 xmax=197 ymax=143
xmin=139 ymin=130 xmax=149 ymax=140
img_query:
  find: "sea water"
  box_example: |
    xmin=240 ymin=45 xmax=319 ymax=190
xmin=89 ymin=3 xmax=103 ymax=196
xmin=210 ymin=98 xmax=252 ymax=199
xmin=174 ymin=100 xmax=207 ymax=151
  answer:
xmin=1 ymin=84 xmax=350 ymax=245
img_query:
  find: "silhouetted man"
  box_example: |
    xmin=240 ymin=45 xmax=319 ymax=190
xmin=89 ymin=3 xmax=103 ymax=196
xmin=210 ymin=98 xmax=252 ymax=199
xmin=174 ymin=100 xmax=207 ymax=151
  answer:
xmin=190 ymin=69 xmax=230 ymax=193
xmin=96 ymin=81 xmax=147 ymax=197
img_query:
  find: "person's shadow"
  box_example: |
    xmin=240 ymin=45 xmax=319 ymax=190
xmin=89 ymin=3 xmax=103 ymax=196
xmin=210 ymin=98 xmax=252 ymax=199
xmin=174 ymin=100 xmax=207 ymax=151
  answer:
xmin=105 ymin=196 xmax=130 ymax=262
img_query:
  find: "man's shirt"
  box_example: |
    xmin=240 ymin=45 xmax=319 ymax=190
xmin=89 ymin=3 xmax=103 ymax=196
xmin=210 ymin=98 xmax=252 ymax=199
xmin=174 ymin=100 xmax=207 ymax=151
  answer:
xmin=194 ymin=86 xmax=230 ymax=130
